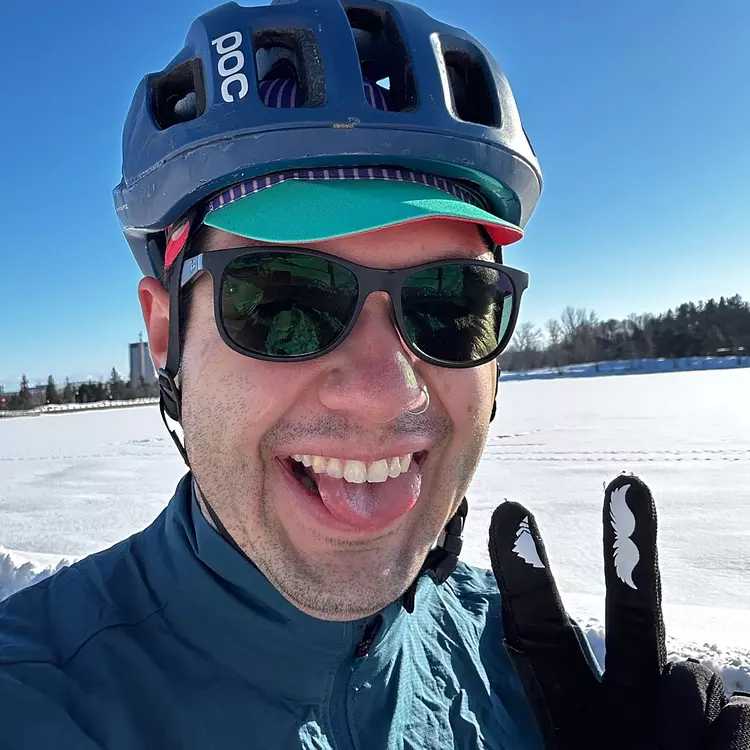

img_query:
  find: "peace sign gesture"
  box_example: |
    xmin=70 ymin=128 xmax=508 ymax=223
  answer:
xmin=488 ymin=475 xmax=750 ymax=749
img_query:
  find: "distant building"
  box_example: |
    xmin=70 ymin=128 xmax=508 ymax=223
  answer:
xmin=129 ymin=340 xmax=157 ymax=384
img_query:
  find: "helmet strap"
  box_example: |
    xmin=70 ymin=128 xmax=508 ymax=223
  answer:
xmin=402 ymin=496 xmax=468 ymax=613
xmin=157 ymin=242 xmax=190 ymax=467
xmin=157 ymin=371 xmax=188 ymax=466
xmin=191 ymin=474 xmax=257 ymax=564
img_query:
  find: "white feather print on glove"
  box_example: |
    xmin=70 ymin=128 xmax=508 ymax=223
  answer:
xmin=610 ymin=484 xmax=639 ymax=590
xmin=513 ymin=517 xmax=545 ymax=568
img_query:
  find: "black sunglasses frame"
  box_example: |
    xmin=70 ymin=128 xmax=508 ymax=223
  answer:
xmin=178 ymin=246 xmax=530 ymax=369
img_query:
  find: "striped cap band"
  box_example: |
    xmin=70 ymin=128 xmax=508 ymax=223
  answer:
xmin=202 ymin=167 xmax=490 ymax=221
xmin=165 ymin=167 xmax=493 ymax=271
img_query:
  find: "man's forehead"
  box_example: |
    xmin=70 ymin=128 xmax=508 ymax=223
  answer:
xmin=199 ymin=221 xmax=495 ymax=263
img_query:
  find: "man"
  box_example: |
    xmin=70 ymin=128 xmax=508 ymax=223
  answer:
xmin=0 ymin=1 xmax=747 ymax=748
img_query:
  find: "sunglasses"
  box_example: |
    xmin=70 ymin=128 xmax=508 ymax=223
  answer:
xmin=178 ymin=247 xmax=529 ymax=368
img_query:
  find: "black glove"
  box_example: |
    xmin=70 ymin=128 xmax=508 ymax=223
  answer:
xmin=488 ymin=474 xmax=750 ymax=750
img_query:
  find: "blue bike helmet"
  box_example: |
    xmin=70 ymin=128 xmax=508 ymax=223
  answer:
xmin=113 ymin=0 xmax=542 ymax=280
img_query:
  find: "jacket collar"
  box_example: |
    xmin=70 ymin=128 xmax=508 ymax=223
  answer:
xmin=156 ymin=473 xmax=412 ymax=701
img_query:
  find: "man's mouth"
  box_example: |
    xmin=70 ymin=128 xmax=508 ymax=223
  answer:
xmin=287 ymin=452 xmax=427 ymax=491
xmin=281 ymin=451 xmax=428 ymax=531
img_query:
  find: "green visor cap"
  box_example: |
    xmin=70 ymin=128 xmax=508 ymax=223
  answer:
xmin=202 ymin=178 xmax=523 ymax=246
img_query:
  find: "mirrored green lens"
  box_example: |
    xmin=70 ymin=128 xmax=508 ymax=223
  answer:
xmin=221 ymin=253 xmax=358 ymax=357
xmin=401 ymin=263 xmax=515 ymax=363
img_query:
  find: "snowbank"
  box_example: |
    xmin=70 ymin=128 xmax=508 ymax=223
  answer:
xmin=1 ymin=550 xmax=747 ymax=693
xmin=582 ymin=620 xmax=750 ymax=693
xmin=501 ymin=356 xmax=749 ymax=382
xmin=0 ymin=547 xmax=74 ymax=601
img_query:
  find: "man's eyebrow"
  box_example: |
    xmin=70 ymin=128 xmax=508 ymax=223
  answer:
xmin=202 ymin=234 xmax=266 ymax=253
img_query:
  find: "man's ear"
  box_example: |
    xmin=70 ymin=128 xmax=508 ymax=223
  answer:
xmin=138 ymin=277 xmax=170 ymax=371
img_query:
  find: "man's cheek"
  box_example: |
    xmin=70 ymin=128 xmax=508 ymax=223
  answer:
xmin=187 ymin=319 xmax=227 ymax=375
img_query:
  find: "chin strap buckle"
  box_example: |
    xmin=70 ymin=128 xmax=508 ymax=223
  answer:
xmin=158 ymin=368 xmax=182 ymax=422
xmin=402 ymin=497 xmax=468 ymax=614
xmin=157 ymin=368 xmax=190 ymax=467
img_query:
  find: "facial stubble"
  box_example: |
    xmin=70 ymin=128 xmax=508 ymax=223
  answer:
xmin=181 ymin=342 xmax=488 ymax=621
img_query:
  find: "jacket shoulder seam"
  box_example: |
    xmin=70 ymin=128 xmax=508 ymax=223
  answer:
xmin=60 ymin=604 xmax=166 ymax=669
xmin=0 ymin=604 xmax=166 ymax=670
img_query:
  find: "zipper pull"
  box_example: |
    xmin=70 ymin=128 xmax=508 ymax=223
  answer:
xmin=354 ymin=615 xmax=383 ymax=658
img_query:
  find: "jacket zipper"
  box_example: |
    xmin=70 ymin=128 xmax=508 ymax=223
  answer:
xmin=327 ymin=617 xmax=383 ymax=750
xmin=354 ymin=616 xmax=382 ymax=658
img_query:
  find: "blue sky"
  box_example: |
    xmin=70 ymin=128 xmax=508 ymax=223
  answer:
xmin=1 ymin=0 xmax=748 ymax=390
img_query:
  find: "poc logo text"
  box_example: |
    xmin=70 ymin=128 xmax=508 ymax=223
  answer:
xmin=211 ymin=31 xmax=249 ymax=103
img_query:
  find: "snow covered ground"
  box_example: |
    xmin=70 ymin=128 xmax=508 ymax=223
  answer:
xmin=1 ymin=369 xmax=748 ymax=691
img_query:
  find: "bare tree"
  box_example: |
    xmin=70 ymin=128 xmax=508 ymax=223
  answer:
xmin=559 ymin=307 xmax=599 ymax=363
xmin=546 ymin=319 xmax=564 ymax=373
xmin=513 ymin=321 xmax=543 ymax=352
xmin=510 ymin=322 xmax=543 ymax=371
xmin=546 ymin=319 xmax=562 ymax=347
xmin=560 ymin=306 xmax=587 ymax=339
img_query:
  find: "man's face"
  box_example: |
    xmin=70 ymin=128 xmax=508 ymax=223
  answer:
xmin=140 ymin=218 xmax=497 ymax=621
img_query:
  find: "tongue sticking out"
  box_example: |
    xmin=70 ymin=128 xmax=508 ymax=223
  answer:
xmin=315 ymin=460 xmax=422 ymax=531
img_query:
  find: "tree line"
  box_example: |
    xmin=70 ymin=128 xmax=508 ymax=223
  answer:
xmin=0 ymin=369 xmax=160 ymax=411
xmin=499 ymin=294 xmax=749 ymax=373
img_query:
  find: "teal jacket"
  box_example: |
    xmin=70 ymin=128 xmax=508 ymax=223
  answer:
xmin=0 ymin=475 xmax=543 ymax=749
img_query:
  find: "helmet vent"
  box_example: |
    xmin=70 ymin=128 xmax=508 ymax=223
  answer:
xmin=441 ymin=43 xmax=498 ymax=127
xmin=151 ymin=59 xmax=206 ymax=130
xmin=346 ymin=7 xmax=416 ymax=112
xmin=253 ymin=29 xmax=327 ymax=108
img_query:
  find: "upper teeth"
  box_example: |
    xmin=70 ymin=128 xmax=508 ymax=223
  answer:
xmin=291 ymin=453 xmax=413 ymax=484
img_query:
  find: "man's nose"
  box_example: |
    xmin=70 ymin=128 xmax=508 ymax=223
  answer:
xmin=316 ymin=293 xmax=426 ymax=423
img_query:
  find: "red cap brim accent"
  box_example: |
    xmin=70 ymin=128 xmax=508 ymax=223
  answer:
xmin=164 ymin=219 xmax=192 ymax=273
